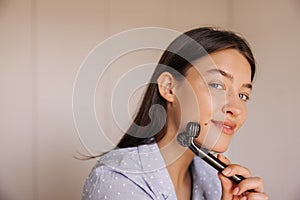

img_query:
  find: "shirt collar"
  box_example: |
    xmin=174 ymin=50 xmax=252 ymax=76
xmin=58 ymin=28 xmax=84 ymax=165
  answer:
xmin=137 ymin=143 xmax=176 ymax=198
xmin=191 ymin=156 xmax=222 ymax=199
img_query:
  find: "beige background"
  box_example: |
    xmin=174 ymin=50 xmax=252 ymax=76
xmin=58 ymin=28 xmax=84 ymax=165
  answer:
xmin=1 ymin=0 xmax=300 ymax=199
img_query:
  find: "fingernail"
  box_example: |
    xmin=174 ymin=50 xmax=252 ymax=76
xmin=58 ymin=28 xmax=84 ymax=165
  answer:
xmin=233 ymin=187 xmax=239 ymax=195
xmin=222 ymin=168 xmax=231 ymax=176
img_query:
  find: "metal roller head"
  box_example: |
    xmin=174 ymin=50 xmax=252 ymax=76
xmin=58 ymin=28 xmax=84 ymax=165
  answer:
xmin=186 ymin=122 xmax=200 ymax=138
xmin=176 ymin=132 xmax=190 ymax=147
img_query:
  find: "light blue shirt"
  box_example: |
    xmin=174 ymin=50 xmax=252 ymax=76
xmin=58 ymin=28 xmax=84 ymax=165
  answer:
xmin=82 ymin=143 xmax=221 ymax=200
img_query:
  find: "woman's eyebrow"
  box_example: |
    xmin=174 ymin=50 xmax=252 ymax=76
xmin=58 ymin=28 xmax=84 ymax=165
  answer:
xmin=242 ymin=83 xmax=252 ymax=90
xmin=206 ymin=69 xmax=233 ymax=80
xmin=206 ymin=68 xmax=252 ymax=90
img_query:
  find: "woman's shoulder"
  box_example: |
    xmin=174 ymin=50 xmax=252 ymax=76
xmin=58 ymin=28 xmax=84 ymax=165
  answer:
xmin=82 ymin=147 xmax=147 ymax=199
xmin=95 ymin=143 xmax=166 ymax=173
xmin=95 ymin=146 xmax=143 ymax=173
xmin=82 ymin=163 xmax=151 ymax=200
xmin=82 ymin=144 xmax=174 ymax=200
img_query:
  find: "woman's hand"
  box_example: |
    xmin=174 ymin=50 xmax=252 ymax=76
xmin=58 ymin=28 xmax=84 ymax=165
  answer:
xmin=217 ymin=154 xmax=268 ymax=200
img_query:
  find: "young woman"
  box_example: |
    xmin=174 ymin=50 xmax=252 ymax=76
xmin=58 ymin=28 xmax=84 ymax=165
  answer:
xmin=82 ymin=27 xmax=268 ymax=200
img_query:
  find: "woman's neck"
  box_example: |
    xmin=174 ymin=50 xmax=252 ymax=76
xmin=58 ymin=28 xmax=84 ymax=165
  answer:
xmin=157 ymin=132 xmax=195 ymax=199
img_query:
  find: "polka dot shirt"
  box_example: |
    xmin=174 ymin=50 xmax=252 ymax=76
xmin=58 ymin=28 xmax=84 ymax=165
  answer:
xmin=82 ymin=143 xmax=221 ymax=200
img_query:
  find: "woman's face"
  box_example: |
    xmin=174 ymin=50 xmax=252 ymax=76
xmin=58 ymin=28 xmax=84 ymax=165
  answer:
xmin=174 ymin=49 xmax=252 ymax=152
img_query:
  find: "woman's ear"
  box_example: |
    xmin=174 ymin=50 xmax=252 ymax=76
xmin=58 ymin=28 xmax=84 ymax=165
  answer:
xmin=157 ymin=72 xmax=175 ymax=102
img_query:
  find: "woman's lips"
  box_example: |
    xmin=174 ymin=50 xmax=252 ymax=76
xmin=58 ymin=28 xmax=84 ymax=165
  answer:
xmin=211 ymin=120 xmax=237 ymax=135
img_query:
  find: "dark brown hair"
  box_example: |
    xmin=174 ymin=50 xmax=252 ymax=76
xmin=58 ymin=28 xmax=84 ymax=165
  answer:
xmin=117 ymin=27 xmax=255 ymax=148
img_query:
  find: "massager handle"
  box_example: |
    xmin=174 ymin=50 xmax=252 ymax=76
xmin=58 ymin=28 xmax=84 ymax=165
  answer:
xmin=189 ymin=140 xmax=246 ymax=185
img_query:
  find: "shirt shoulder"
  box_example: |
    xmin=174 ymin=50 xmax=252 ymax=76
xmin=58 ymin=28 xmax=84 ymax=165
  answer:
xmin=82 ymin=161 xmax=152 ymax=200
xmin=82 ymin=145 xmax=224 ymax=200
xmin=82 ymin=144 xmax=177 ymax=200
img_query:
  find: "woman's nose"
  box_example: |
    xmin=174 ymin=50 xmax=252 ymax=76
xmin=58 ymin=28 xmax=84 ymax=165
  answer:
xmin=222 ymin=92 xmax=242 ymax=116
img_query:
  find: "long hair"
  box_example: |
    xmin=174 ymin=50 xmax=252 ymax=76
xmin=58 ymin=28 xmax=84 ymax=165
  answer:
xmin=117 ymin=27 xmax=256 ymax=148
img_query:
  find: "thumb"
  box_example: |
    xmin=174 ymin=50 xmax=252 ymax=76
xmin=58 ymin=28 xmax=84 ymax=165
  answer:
xmin=218 ymin=172 xmax=234 ymax=199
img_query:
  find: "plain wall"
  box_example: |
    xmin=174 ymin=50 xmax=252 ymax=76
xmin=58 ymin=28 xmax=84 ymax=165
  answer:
xmin=228 ymin=0 xmax=300 ymax=199
xmin=0 ymin=0 xmax=34 ymax=199
xmin=0 ymin=0 xmax=299 ymax=199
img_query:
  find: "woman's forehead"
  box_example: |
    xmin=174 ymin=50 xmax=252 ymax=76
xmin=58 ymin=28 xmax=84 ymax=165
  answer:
xmin=189 ymin=49 xmax=252 ymax=82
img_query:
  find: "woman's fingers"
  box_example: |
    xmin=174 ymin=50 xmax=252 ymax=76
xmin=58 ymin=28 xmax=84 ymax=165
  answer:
xmin=221 ymin=163 xmax=252 ymax=178
xmin=218 ymin=154 xmax=251 ymax=178
xmin=218 ymin=173 xmax=232 ymax=194
xmin=217 ymin=154 xmax=231 ymax=165
xmin=245 ymin=192 xmax=269 ymax=200
xmin=234 ymin=177 xmax=264 ymax=195
xmin=217 ymin=154 xmax=268 ymax=200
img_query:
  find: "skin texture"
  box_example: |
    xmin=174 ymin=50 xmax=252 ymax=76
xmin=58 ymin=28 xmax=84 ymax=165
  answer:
xmin=157 ymin=49 xmax=268 ymax=200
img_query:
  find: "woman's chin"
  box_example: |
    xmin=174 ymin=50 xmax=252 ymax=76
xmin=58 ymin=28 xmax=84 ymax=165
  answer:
xmin=210 ymin=142 xmax=230 ymax=153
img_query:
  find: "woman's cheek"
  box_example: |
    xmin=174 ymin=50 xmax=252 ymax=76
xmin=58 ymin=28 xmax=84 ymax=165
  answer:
xmin=198 ymin=90 xmax=214 ymax=123
xmin=174 ymin=86 xmax=200 ymax=130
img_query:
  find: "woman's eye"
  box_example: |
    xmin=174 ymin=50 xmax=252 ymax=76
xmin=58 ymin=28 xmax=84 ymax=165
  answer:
xmin=209 ymin=83 xmax=224 ymax=89
xmin=239 ymin=93 xmax=250 ymax=101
